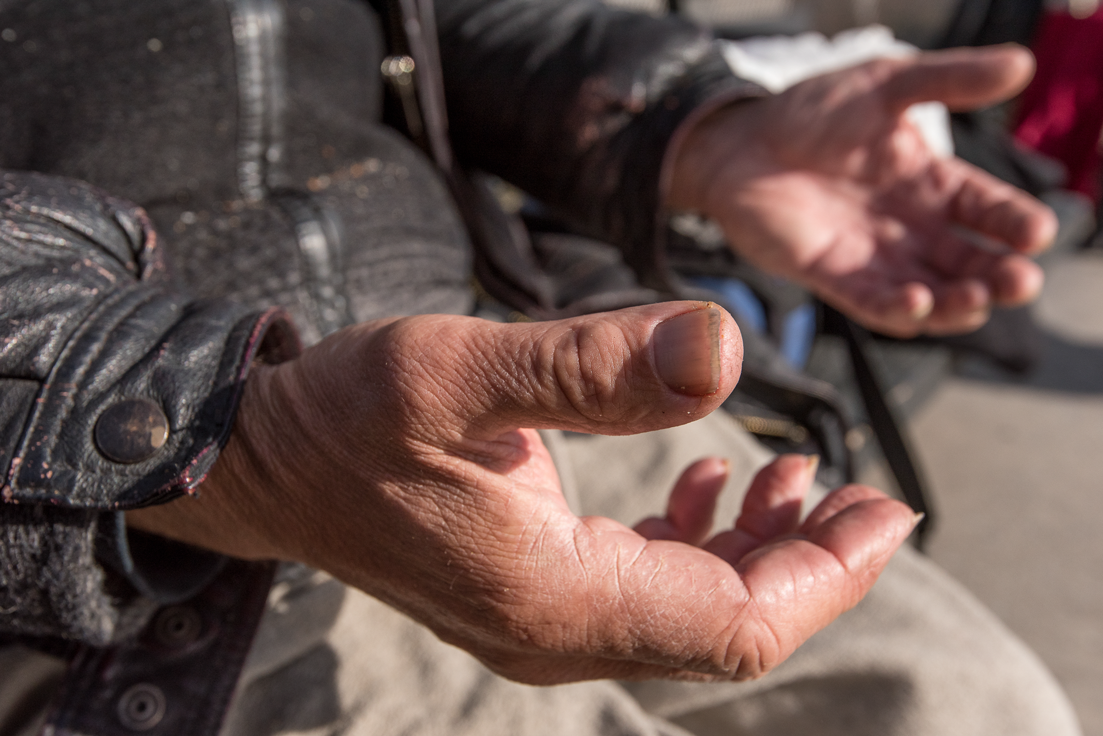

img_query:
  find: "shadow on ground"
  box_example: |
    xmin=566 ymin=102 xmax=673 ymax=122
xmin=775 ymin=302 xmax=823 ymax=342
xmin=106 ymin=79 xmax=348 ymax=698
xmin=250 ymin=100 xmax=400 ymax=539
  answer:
xmin=957 ymin=329 xmax=1103 ymax=395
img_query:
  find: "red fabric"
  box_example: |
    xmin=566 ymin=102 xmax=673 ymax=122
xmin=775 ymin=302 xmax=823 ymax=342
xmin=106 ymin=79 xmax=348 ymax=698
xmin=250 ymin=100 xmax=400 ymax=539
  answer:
xmin=1014 ymin=9 xmax=1103 ymax=203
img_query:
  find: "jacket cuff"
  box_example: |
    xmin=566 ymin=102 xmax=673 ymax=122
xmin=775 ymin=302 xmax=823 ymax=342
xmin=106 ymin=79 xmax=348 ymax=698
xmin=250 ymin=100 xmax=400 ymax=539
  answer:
xmin=0 ymin=170 xmax=299 ymax=644
xmin=0 ymin=171 xmax=300 ymax=509
xmin=583 ymin=44 xmax=766 ymax=289
xmin=441 ymin=4 xmax=765 ymax=286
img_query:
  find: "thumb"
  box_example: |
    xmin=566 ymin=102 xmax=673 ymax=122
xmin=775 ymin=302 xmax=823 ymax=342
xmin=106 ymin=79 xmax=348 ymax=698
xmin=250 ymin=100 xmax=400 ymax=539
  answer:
xmin=358 ymin=301 xmax=742 ymax=440
xmin=883 ymin=44 xmax=1036 ymax=113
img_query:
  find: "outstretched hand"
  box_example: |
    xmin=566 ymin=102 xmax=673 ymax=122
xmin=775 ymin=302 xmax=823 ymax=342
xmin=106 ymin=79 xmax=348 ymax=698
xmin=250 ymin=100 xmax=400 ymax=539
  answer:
xmin=128 ymin=303 xmax=916 ymax=683
xmin=670 ymin=44 xmax=1057 ymax=337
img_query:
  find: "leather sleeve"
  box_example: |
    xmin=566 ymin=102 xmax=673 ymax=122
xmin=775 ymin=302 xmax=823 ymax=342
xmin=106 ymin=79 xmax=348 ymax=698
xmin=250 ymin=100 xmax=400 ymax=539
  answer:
xmin=0 ymin=171 xmax=299 ymax=645
xmin=436 ymin=0 xmax=765 ymax=282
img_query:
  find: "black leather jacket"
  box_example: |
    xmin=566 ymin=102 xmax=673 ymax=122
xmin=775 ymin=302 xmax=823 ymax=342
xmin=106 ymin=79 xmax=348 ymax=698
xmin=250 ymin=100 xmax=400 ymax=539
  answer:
xmin=0 ymin=0 xmax=756 ymax=730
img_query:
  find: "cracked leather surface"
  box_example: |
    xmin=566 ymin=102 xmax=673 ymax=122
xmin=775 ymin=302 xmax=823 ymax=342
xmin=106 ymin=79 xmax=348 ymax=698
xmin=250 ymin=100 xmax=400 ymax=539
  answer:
xmin=0 ymin=171 xmax=297 ymax=644
xmin=0 ymin=172 xmax=296 ymax=510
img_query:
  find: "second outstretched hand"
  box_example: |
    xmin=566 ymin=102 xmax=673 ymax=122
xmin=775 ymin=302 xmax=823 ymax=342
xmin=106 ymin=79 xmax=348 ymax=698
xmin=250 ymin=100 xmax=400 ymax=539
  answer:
xmin=128 ymin=302 xmax=917 ymax=683
xmin=670 ymin=44 xmax=1057 ymax=338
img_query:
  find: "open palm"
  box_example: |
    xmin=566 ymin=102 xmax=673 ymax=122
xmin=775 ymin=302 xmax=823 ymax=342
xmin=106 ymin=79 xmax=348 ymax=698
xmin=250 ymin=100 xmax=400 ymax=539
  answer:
xmin=671 ymin=45 xmax=1057 ymax=337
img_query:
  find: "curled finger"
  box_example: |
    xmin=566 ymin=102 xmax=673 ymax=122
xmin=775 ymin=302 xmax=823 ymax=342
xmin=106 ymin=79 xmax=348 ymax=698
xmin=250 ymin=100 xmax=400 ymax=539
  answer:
xmin=634 ymin=457 xmax=729 ymax=545
xmin=800 ymin=483 xmax=893 ymax=533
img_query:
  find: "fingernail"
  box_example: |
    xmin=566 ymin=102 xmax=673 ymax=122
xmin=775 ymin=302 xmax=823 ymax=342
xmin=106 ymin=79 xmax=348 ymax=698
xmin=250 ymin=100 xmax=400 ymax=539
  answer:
xmin=912 ymin=511 xmax=926 ymax=528
xmin=909 ymin=296 xmax=934 ymax=321
xmin=653 ymin=306 xmax=721 ymax=396
xmin=805 ymin=454 xmax=820 ymax=479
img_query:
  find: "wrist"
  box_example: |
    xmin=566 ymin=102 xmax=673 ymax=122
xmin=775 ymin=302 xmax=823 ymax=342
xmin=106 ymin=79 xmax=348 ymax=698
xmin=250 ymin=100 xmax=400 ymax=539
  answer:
xmin=665 ymin=96 xmax=768 ymax=215
xmin=125 ymin=363 xmax=292 ymax=562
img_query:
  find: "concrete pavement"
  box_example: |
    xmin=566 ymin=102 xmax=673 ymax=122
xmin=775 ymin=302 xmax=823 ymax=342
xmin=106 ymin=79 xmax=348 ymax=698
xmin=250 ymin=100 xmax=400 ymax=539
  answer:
xmin=865 ymin=249 xmax=1103 ymax=735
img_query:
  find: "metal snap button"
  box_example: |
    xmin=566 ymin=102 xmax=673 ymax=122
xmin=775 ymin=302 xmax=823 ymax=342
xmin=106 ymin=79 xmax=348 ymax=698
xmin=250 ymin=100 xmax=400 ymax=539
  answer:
xmin=117 ymin=683 xmax=166 ymax=731
xmin=94 ymin=399 xmax=169 ymax=464
xmin=153 ymin=605 xmax=202 ymax=647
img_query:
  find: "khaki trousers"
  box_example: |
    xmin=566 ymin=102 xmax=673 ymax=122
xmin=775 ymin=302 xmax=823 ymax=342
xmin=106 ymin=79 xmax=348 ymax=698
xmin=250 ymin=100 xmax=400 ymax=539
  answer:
xmin=2 ymin=412 xmax=1082 ymax=736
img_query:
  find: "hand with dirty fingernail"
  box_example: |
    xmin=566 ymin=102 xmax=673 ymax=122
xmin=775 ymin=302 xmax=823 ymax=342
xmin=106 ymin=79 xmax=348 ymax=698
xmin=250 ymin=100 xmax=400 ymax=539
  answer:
xmin=128 ymin=302 xmax=916 ymax=685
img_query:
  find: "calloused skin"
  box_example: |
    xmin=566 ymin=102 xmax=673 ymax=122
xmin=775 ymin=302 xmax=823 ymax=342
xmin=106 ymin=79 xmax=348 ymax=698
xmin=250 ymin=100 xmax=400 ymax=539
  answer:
xmin=130 ymin=303 xmax=917 ymax=683
xmin=130 ymin=46 xmax=1049 ymax=685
